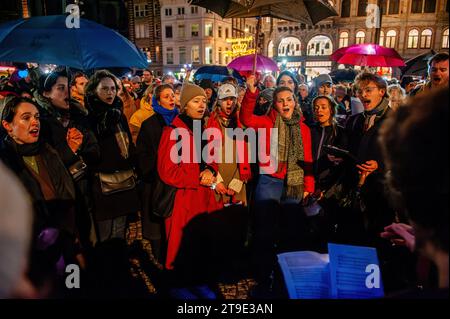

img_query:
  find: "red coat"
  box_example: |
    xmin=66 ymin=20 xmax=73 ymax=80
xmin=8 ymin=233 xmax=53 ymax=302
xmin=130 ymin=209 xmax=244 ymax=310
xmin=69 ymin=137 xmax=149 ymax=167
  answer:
xmin=157 ymin=116 xmax=223 ymax=270
xmin=239 ymin=89 xmax=315 ymax=193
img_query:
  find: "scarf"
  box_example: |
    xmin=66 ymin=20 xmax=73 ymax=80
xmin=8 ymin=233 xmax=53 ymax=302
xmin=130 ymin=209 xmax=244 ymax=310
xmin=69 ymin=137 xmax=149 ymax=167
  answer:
xmin=152 ymin=96 xmax=179 ymax=126
xmin=5 ymin=135 xmax=42 ymax=156
xmin=208 ymin=108 xmax=251 ymax=182
xmin=363 ymin=97 xmax=390 ymax=132
xmin=275 ymin=107 xmax=304 ymax=200
xmin=86 ymin=95 xmax=130 ymax=159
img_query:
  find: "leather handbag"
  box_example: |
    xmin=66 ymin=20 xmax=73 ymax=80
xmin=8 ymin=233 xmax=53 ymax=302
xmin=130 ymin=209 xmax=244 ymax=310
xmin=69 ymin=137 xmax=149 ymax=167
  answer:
xmin=98 ymin=169 xmax=136 ymax=195
xmin=152 ymin=175 xmax=177 ymax=218
xmin=68 ymin=159 xmax=87 ymax=182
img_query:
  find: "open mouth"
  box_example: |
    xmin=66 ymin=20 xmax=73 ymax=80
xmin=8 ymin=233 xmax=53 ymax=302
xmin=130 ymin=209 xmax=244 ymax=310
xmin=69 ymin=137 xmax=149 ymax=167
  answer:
xmin=282 ymin=107 xmax=290 ymax=114
xmin=361 ymin=99 xmax=371 ymax=108
xmin=29 ymin=128 xmax=39 ymax=137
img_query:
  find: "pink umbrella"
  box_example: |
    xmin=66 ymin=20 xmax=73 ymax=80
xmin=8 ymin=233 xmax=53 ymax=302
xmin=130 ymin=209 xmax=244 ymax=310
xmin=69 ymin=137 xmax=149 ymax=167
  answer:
xmin=331 ymin=44 xmax=405 ymax=67
xmin=228 ymin=54 xmax=279 ymax=73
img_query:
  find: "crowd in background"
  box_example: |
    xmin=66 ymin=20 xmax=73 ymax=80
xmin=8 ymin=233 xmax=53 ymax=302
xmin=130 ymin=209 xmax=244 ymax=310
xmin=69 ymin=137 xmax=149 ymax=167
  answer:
xmin=0 ymin=52 xmax=448 ymax=299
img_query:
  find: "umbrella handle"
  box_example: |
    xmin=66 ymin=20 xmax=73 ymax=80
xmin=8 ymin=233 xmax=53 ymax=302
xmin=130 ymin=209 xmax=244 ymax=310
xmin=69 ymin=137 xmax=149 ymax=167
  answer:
xmin=252 ymin=17 xmax=262 ymax=75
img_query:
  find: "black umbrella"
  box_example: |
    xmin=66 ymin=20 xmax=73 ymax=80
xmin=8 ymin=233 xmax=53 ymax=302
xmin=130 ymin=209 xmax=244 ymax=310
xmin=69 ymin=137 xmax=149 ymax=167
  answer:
xmin=400 ymin=50 xmax=436 ymax=77
xmin=329 ymin=68 xmax=358 ymax=83
xmin=190 ymin=0 xmax=337 ymax=73
xmin=189 ymin=0 xmax=337 ymax=24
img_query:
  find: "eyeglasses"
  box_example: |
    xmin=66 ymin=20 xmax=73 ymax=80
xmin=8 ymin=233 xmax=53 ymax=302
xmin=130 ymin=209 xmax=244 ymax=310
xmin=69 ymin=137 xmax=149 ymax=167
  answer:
xmin=356 ymin=86 xmax=379 ymax=95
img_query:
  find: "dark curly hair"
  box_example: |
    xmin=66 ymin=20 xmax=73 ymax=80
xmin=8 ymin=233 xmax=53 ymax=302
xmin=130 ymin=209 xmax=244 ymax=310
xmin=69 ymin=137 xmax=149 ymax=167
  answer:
xmin=84 ymin=69 xmax=118 ymax=98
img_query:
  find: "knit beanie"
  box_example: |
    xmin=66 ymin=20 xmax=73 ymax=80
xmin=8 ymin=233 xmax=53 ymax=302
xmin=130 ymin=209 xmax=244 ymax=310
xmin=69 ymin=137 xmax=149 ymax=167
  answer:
xmin=180 ymin=83 xmax=206 ymax=111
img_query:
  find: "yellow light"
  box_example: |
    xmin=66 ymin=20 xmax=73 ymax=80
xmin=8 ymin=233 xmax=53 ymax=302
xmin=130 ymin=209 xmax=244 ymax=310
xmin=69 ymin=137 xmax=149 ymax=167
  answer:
xmin=224 ymin=36 xmax=256 ymax=58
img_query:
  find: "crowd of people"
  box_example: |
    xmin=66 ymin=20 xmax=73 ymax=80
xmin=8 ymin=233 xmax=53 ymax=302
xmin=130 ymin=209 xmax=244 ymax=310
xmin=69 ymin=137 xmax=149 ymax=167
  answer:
xmin=0 ymin=52 xmax=448 ymax=299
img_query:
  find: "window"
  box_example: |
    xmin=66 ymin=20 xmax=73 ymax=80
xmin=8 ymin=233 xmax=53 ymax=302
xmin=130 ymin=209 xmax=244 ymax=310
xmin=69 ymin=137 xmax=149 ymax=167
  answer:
xmin=134 ymin=4 xmax=150 ymax=17
xmin=278 ymin=37 xmax=302 ymax=56
xmin=167 ymin=48 xmax=174 ymax=64
xmin=424 ymin=0 xmax=436 ymax=12
xmin=191 ymin=46 xmax=200 ymax=63
xmin=218 ymin=48 xmax=223 ymax=65
xmin=135 ymin=23 xmax=149 ymax=39
xmin=389 ymin=0 xmax=400 ymax=14
xmin=191 ymin=6 xmax=198 ymax=14
xmin=339 ymin=31 xmax=349 ymax=48
xmin=218 ymin=26 xmax=222 ymax=38
xmin=411 ymin=0 xmax=423 ymax=13
xmin=341 ymin=0 xmax=351 ymax=17
xmin=357 ymin=0 xmax=368 ymax=16
xmin=165 ymin=25 xmax=173 ymax=38
xmin=191 ymin=24 xmax=199 ymax=37
xmin=177 ymin=7 xmax=185 ymax=15
xmin=380 ymin=0 xmax=388 ymax=14
xmin=407 ymin=29 xmax=419 ymax=48
xmin=178 ymin=25 xmax=185 ymax=38
xmin=165 ymin=8 xmax=172 ymax=16
xmin=356 ymin=31 xmax=365 ymax=44
xmin=421 ymin=29 xmax=433 ymax=48
xmin=442 ymin=28 xmax=449 ymax=49
xmin=205 ymin=24 xmax=213 ymax=37
xmin=205 ymin=47 xmax=213 ymax=64
xmin=379 ymin=30 xmax=385 ymax=46
xmin=385 ymin=30 xmax=396 ymax=48
xmin=307 ymin=35 xmax=333 ymax=56
xmin=225 ymin=28 xmax=229 ymax=39
xmin=179 ymin=47 xmax=186 ymax=65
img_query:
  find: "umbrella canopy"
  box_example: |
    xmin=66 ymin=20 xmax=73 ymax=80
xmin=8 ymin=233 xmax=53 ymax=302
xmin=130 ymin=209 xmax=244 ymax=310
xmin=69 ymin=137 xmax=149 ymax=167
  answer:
xmin=329 ymin=68 xmax=358 ymax=83
xmin=228 ymin=54 xmax=278 ymax=72
xmin=400 ymin=50 xmax=436 ymax=77
xmin=0 ymin=15 xmax=148 ymax=70
xmin=194 ymin=65 xmax=244 ymax=84
xmin=189 ymin=0 xmax=338 ymax=24
xmin=331 ymin=44 xmax=405 ymax=67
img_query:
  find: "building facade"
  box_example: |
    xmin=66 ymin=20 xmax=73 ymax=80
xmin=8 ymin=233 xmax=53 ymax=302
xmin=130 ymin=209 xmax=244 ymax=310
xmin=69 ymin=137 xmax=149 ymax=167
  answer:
xmin=263 ymin=0 xmax=449 ymax=80
xmin=126 ymin=0 xmax=163 ymax=76
xmin=151 ymin=0 xmax=257 ymax=76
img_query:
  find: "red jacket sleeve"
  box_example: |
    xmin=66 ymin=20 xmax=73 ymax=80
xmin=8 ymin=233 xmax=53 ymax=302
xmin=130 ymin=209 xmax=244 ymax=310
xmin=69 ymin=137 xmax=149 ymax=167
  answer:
xmin=239 ymin=89 xmax=271 ymax=129
xmin=300 ymin=121 xmax=315 ymax=193
xmin=157 ymin=126 xmax=200 ymax=189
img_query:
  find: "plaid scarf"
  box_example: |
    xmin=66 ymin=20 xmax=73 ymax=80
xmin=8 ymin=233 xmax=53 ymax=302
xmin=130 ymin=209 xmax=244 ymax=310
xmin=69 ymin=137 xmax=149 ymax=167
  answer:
xmin=275 ymin=107 xmax=304 ymax=200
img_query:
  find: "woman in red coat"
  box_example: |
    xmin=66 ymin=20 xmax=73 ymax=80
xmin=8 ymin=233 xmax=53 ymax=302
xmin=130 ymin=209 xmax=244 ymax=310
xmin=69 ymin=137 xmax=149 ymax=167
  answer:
xmin=240 ymin=75 xmax=315 ymax=293
xmin=157 ymin=83 xmax=222 ymax=274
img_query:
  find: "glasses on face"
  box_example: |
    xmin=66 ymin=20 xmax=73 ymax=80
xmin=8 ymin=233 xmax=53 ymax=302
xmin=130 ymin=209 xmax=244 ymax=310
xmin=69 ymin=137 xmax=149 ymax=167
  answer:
xmin=356 ymin=86 xmax=378 ymax=95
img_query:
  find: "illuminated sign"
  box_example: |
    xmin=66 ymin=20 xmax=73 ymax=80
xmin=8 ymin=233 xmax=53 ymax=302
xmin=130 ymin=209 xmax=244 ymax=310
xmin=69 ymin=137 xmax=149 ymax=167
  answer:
xmin=225 ymin=36 xmax=256 ymax=58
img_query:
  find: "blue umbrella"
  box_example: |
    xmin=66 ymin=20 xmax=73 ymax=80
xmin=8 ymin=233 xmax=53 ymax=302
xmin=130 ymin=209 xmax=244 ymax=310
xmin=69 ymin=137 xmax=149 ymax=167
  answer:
xmin=194 ymin=65 xmax=244 ymax=84
xmin=0 ymin=15 xmax=148 ymax=70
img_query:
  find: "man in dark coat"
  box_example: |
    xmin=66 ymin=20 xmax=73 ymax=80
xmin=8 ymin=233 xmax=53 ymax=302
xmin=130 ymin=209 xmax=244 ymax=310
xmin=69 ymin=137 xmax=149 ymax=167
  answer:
xmin=345 ymin=72 xmax=411 ymax=292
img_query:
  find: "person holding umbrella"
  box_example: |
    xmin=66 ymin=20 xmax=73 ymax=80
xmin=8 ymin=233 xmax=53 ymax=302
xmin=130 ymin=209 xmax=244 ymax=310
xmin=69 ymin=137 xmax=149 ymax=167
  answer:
xmin=240 ymin=74 xmax=314 ymax=296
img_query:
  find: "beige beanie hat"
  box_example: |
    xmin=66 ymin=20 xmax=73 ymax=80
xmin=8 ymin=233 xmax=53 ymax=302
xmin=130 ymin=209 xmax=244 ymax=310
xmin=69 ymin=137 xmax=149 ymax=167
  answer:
xmin=180 ymin=83 xmax=206 ymax=111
